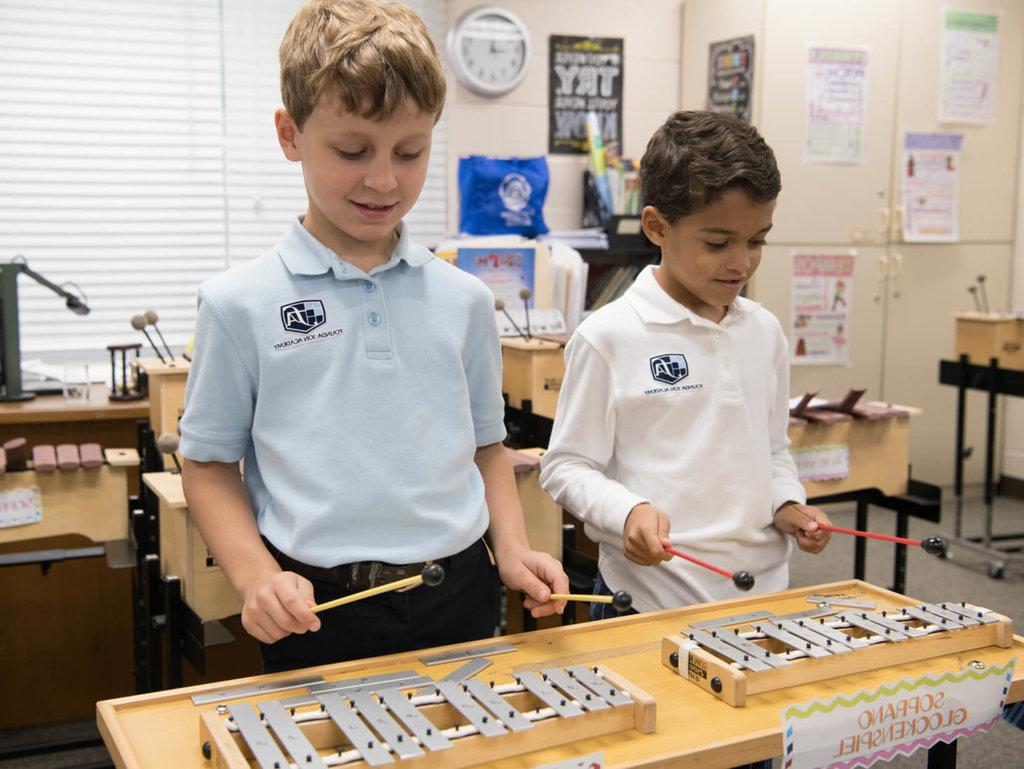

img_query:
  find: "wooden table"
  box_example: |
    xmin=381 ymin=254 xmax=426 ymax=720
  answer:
xmin=97 ymin=580 xmax=1023 ymax=769
xmin=0 ymin=388 xmax=147 ymax=727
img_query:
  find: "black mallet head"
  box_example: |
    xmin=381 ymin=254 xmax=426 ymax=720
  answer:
xmin=611 ymin=590 xmax=632 ymax=613
xmin=921 ymin=537 xmax=946 ymax=557
xmin=421 ymin=563 xmax=445 ymax=587
xmin=732 ymin=571 xmax=755 ymax=591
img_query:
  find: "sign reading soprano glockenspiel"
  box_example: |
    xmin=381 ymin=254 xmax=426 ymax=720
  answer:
xmin=781 ymin=659 xmax=1015 ymax=769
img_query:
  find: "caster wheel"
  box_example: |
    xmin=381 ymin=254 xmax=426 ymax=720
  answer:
xmin=988 ymin=562 xmax=1005 ymax=580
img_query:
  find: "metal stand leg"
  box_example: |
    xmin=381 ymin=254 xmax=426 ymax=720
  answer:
xmin=983 ymin=358 xmax=998 ymax=548
xmin=854 ymin=497 xmax=868 ymax=580
xmin=954 ymin=354 xmax=968 ymax=540
xmin=927 ymin=738 xmax=957 ymax=768
xmin=893 ymin=512 xmax=908 ymax=594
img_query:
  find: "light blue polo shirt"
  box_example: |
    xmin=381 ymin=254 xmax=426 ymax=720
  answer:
xmin=179 ymin=219 xmax=507 ymax=567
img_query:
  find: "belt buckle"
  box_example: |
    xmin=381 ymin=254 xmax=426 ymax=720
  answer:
xmin=395 ymin=561 xmax=427 ymax=592
xmin=366 ymin=561 xmax=383 ymax=589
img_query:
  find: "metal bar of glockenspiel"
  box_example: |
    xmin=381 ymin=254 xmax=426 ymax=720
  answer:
xmin=754 ymin=622 xmax=833 ymax=658
xmin=836 ymin=612 xmax=911 ymax=641
xmin=899 ymin=605 xmax=966 ymax=630
xmin=777 ymin=619 xmax=865 ymax=651
xmin=463 ymin=680 xmax=534 ymax=731
xmin=514 ymin=672 xmax=587 ymax=718
xmin=435 ymin=681 xmax=509 ymax=737
xmin=541 ymin=668 xmax=612 ymax=712
xmin=376 ymin=688 xmax=453 ymax=752
xmin=860 ymin=611 xmax=928 ymax=637
xmin=565 ymin=667 xmax=635 ymax=707
xmin=689 ymin=628 xmax=790 ymax=669
xmin=227 ymin=703 xmax=291 ymax=769
xmin=941 ymin=602 xmax=998 ymax=624
xmin=316 ymin=692 xmax=394 ymax=767
xmin=259 ymin=700 xmax=331 ymax=769
xmin=684 ymin=629 xmax=773 ymax=670
xmin=920 ymin=603 xmax=981 ymax=626
xmin=348 ymin=691 xmax=423 ymax=760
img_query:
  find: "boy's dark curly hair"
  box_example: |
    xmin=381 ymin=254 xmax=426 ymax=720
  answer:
xmin=640 ymin=111 xmax=781 ymax=222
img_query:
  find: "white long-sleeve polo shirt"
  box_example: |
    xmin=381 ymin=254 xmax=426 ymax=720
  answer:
xmin=539 ymin=265 xmax=807 ymax=612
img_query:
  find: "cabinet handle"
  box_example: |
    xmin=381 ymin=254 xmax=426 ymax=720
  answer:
xmin=891 ymin=252 xmax=903 ymax=299
xmin=874 ymin=255 xmax=889 ymax=302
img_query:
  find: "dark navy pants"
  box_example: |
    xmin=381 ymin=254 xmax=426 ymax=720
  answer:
xmin=260 ymin=539 xmax=500 ymax=673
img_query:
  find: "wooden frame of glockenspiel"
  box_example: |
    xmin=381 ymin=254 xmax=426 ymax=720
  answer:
xmin=662 ymin=604 xmax=1014 ymax=707
xmin=198 ymin=665 xmax=655 ymax=769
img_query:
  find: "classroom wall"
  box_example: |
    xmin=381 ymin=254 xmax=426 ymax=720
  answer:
xmin=444 ymin=0 xmax=683 ymax=234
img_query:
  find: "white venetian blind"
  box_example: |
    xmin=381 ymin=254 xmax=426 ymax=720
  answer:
xmin=0 ymin=0 xmax=227 ymax=353
xmin=220 ymin=0 xmax=450 ymax=268
xmin=0 ymin=0 xmax=449 ymax=354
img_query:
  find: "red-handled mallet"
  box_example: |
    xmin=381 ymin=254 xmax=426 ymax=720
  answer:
xmin=663 ymin=545 xmax=755 ymax=591
xmin=816 ymin=524 xmax=946 ymax=556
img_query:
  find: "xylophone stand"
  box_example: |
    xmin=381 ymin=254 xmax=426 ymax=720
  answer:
xmin=940 ymin=355 xmax=1024 ymax=578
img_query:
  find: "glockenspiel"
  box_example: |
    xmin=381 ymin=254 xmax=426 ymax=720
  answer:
xmin=662 ymin=600 xmax=1014 ymax=706
xmin=199 ymin=665 xmax=654 ymax=768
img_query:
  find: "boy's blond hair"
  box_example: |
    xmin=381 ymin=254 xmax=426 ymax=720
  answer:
xmin=280 ymin=0 xmax=447 ymax=128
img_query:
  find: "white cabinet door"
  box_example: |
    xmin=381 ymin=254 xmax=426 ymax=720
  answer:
xmin=881 ymin=243 xmax=1014 ymax=485
xmin=891 ymin=0 xmax=1024 ymax=243
xmin=760 ymin=0 xmax=901 ymax=246
xmin=751 ymin=244 xmax=888 ymax=403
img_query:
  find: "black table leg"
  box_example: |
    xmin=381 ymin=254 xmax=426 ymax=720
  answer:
xmin=854 ymin=497 xmax=868 ymax=580
xmin=927 ymin=738 xmax=957 ymax=768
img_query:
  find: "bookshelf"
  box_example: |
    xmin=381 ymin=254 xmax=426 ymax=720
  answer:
xmin=577 ymin=246 xmax=659 ymax=311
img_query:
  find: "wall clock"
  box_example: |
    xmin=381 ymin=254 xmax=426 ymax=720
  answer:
xmin=446 ymin=6 xmax=531 ymax=97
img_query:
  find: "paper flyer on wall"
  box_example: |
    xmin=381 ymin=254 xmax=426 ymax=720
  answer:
xmin=791 ymin=253 xmax=855 ymax=367
xmin=804 ymin=46 xmax=869 ymax=164
xmin=902 ymin=132 xmax=963 ymax=243
xmin=940 ymin=8 xmax=1000 ymax=124
xmin=707 ymin=35 xmax=755 ymax=123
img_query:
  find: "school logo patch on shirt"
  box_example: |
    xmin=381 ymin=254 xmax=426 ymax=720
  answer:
xmin=650 ymin=353 xmax=688 ymax=385
xmin=280 ymin=300 xmax=326 ymax=334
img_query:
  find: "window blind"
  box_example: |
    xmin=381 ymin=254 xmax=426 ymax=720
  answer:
xmin=0 ymin=0 xmax=227 ymax=353
xmin=0 ymin=0 xmax=449 ymax=355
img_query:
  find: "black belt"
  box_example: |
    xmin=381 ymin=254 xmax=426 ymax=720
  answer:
xmin=264 ymin=538 xmax=455 ymax=592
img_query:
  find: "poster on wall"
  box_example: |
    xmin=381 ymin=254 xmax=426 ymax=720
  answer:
xmin=706 ymin=35 xmax=755 ymax=123
xmin=791 ymin=252 xmax=855 ymax=367
xmin=549 ymin=35 xmax=623 ymax=154
xmin=902 ymin=132 xmax=963 ymax=243
xmin=804 ymin=46 xmax=869 ymax=165
xmin=940 ymin=8 xmax=1000 ymax=124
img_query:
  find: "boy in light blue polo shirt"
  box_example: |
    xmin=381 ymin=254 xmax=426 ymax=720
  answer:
xmin=179 ymin=0 xmax=567 ymax=672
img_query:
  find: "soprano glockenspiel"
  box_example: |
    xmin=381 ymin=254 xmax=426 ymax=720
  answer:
xmin=199 ymin=664 xmax=655 ymax=769
xmin=662 ymin=600 xmax=1014 ymax=706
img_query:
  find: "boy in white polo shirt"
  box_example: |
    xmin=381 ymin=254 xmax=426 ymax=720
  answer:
xmin=179 ymin=0 xmax=567 ymax=673
xmin=541 ymin=111 xmax=831 ymax=621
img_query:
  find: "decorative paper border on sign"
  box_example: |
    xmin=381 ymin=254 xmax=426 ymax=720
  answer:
xmin=791 ymin=444 xmax=850 ymax=482
xmin=782 ymin=659 xmax=1015 ymax=769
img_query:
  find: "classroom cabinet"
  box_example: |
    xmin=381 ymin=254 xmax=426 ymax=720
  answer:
xmin=680 ymin=0 xmax=1023 ymax=486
